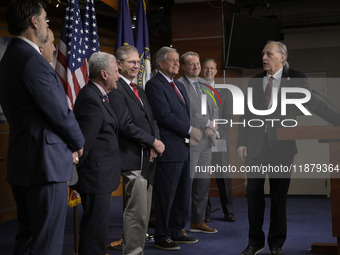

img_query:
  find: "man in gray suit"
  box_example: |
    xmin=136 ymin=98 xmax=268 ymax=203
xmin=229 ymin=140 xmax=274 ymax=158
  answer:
xmin=178 ymin=51 xmax=218 ymax=234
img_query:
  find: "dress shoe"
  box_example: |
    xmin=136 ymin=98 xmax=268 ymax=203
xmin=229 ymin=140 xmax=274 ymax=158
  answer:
xmin=106 ymin=238 xmax=124 ymax=251
xmin=239 ymin=244 xmax=265 ymax=255
xmin=155 ymin=239 xmax=180 ymax=251
xmin=190 ymin=221 xmax=217 ymax=233
xmin=173 ymin=235 xmax=198 ymax=244
xmin=173 ymin=229 xmax=198 ymax=244
xmin=225 ymin=214 xmax=236 ymax=222
xmin=269 ymin=247 xmax=285 ymax=255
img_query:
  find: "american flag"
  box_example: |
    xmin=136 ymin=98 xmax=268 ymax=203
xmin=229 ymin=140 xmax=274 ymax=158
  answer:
xmin=56 ymin=0 xmax=88 ymax=109
xmin=83 ymin=0 xmax=100 ymax=61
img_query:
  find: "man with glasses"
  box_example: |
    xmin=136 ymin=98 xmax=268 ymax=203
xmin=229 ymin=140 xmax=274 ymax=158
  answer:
xmin=108 ymin=45 xmax=165 ymax=255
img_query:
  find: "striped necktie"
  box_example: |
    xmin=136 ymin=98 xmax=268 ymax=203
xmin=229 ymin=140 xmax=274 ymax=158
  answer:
xmin=104 ymin=94 xmax=109 ymax=103
xmin=193 ymin=81 xmax=202 ymax=97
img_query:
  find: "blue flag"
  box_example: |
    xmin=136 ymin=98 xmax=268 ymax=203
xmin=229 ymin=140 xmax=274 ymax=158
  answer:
xmin=135 ymin=0 xmax=151 ymax=90
xmin=83 ymin=0 xmax=100 ymax=60
xmin=115 ymin=0 xmax=134 ymax=50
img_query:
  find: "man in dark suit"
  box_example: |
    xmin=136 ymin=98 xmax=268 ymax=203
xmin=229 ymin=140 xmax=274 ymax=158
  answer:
xmin=237 ymin=41 xmax=340 ymax=255
xmin=145 ymin=46 xmax=200 ymax=251
xmin=0 ymin=1 xmax=84 ymax=254
xmin=108 ymin=45 xmax=165 ymax=255
xmin=73 ymin=52 xmax=121 ymax=255
xmin=201 ymin=58 xmax=235 ymax=223
xmin=178 ymin=52 xmax=219 ymax=234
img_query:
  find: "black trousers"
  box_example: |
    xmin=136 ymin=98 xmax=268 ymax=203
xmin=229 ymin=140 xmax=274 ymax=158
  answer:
xmin=78 ymin=192 xmax=112 ymax=255
xmin=245 ymin=148 xmax=294 ymax=249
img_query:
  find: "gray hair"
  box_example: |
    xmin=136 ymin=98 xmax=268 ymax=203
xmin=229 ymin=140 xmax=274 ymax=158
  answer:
xmin=89 ymin=52 xmax=116 ymax=79
xmin=115 ymin=45 xmax=138 ymax=62
xmin=180 ymin=51 xmax=200 ymax=66
xmin=202 ymin=58 xmax=217 ymax=69
xmin=266 ymin=40 xmax=289 ymax=68
xmin=155 ymin=46 xmax=178 ymax=68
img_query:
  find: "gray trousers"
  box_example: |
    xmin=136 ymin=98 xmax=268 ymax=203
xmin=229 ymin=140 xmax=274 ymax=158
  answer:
xmin=190 ymin=137 xmax=212 ymax=224
xmin=121 ymin=170 xmax=152 ymax=255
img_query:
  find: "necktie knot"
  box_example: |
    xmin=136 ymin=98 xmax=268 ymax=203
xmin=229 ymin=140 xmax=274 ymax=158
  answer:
xmin=193 ymin=81 xmax=202 ymax=96
xmin=130 ymin=82 xmax=136 ymax=89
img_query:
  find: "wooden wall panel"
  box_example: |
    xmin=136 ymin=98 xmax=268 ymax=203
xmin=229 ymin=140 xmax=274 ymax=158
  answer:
xmin=172 ymin=3 xmax=224 ymax=40
xmin=173 ymin=38 xmax=224 ymax=79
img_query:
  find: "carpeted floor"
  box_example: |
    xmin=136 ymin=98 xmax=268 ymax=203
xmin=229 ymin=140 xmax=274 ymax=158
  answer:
xmin=0 ymin=196 xmax=336 ymax=255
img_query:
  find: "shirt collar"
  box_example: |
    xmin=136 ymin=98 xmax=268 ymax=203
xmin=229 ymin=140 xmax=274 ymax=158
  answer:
xmin=159 ymin=70 xmax=173 ymax=83
xmin=16 ymin=36 xmax=41 ymax=54
xmin=92 ymin=81 xmax=107 ymax=96
xmin=267 ymin=67 xmax=283 ymax=80
xmin=185 ymin=75 xmax=199 ymax=87
xmin=120 ymin=75 xmax=134 ymax=86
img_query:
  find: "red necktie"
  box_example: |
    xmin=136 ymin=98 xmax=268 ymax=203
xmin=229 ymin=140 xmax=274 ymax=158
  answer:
xmin=265 ymin=76 xmax=274 ymax=107
xmin=170 ymin=81 xmax=185 ymax=104
xmin=130 ymin=83 xmax=142 ymax=103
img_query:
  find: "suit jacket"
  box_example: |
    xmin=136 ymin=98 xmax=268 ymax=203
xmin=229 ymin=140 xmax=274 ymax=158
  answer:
xmin=145 ymin=72 xmax=190 ymax=162
xmin=237 ymin=68 xmax=340 ymax=159
xmin=73 ymin=82 xmax=121 ymax=194
xmin=108 ymin=78 xmax=159 ymax=183
xmin=0 ymin=38 xmax=84 ymax=186
xmin=178 ymin=75 xmax=219 ymax=148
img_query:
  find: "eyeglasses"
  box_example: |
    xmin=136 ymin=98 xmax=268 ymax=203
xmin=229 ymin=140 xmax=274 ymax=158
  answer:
xmin=125 ymin=60 xmax=141 ymax=66
xmin=166 ymin=58 xmax=179 ymax=64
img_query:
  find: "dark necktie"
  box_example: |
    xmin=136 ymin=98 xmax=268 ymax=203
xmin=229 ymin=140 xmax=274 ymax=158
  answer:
xmin=265 ymin=76 xmax=274 ymax=107
xmin=170 ymin=81 xmax=185 ymax=104
xmin=130 ymin=82 xmax=142 ymax=103
xmin=104 ymin=94 xmax=109 ymax=103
